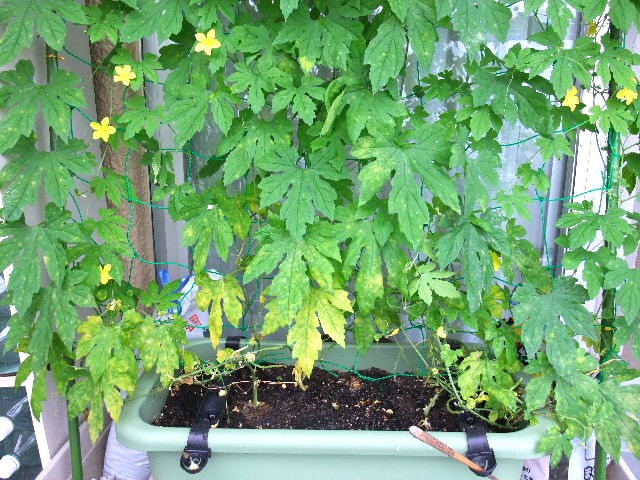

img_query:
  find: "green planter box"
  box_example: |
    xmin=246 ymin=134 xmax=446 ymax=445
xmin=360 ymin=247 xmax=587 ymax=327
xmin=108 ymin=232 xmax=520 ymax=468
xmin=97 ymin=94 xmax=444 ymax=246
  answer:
xmin=117 ymin=338 xmax=548 ymax=480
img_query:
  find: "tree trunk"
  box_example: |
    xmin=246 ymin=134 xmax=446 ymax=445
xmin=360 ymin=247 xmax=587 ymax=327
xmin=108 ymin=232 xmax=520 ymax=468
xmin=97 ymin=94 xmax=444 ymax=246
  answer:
xmin=84 ymin=1 xmax=155 ymax=289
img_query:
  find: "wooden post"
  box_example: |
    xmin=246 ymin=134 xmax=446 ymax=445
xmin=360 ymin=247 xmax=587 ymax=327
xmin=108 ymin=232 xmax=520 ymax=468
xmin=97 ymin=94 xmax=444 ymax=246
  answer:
xmin=84 ymin=0 xmax=156 ymax=289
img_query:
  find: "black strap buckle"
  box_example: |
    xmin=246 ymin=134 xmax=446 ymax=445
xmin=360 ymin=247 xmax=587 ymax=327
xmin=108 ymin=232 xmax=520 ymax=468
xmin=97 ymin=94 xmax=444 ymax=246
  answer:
xmin=458 ymin=413 xmax=497 ymax=477
xmin=180 ymin=390 xmax=226 ymax=474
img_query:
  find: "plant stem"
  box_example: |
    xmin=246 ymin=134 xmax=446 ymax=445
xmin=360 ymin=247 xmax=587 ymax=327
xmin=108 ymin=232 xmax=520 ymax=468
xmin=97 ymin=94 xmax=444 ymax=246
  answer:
xmin=251 ymin=364 xmax=259 ymax=406
xmin=67 ymin=412 xmax=84 ymax=480
xmin=47 ymin=44 xmax=85 ymax=480
xmin=595 ymin=24 xmax=622 ymax=480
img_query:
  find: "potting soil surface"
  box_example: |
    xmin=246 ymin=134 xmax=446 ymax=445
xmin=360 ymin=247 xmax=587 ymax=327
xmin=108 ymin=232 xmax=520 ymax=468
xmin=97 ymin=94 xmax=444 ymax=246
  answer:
xmin=154 ymin=365 xmax=463 ymax=431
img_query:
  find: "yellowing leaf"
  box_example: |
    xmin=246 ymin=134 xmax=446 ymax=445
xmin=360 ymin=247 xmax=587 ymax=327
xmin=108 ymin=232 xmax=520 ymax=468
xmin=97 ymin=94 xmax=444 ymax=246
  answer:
xmin=491 ymin=251 xmax=503 ymax=271
xmin=195 ymin=272 xmax=245 ymax=347
xmin=288 ymin=288 xmax=351 ymax=377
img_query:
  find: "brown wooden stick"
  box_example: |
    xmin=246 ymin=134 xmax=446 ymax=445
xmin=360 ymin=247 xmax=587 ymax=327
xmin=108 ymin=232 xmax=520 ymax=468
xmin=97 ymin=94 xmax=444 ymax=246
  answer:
xmin=409 ymin=426 xmax=501 ymax=480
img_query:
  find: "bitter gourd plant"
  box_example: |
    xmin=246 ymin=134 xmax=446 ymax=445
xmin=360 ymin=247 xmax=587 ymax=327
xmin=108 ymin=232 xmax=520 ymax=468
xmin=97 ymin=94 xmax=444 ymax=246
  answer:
xmin=0 ymin=0 xmax=639 ymax=470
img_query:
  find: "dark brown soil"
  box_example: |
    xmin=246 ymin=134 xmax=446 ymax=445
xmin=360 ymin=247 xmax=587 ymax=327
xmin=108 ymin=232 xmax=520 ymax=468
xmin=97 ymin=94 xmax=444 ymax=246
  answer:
xmin=154 ymin=365 xmax=462 ymax=431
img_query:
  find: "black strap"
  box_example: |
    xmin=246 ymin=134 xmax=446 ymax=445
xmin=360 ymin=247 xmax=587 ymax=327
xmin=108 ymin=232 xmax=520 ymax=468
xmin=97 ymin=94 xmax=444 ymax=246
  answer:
xmin=458 ymin=413 xmax=497 ymax=477
xmin=180 ymin=390 xmax=226 ymax=474
xmin=225 ymin=336 xmax=245 ymax=351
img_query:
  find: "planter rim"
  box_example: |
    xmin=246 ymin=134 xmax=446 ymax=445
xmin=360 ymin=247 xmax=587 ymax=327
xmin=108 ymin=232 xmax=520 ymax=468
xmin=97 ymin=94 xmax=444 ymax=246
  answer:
xmin=117 ymin=339 xmax=550 ymax=459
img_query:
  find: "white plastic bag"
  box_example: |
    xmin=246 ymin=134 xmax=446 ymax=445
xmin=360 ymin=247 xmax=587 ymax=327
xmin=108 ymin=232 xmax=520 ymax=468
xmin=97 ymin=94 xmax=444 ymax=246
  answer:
xmin=521 ymin=457 xmax=550 ymax=480
xmin=160 ymin=271 xmax=221 ymax=339
xmin=103 ymin=423 xmax=151 ymax=480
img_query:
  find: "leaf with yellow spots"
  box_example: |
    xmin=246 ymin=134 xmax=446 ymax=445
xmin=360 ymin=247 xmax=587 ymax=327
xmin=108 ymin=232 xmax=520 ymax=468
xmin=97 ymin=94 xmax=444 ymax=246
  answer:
xmin=0 ymin=60 xmax=86 ymax=152
xmin=364 ymin=16 xmax=406 ymax=91
xmin=484 ymin=285 xmax=506 ymax=318
xmin=0 ymin=138 xmax=95 ymax=221
xmin=195 ymin=272 xmax=245 ymax=348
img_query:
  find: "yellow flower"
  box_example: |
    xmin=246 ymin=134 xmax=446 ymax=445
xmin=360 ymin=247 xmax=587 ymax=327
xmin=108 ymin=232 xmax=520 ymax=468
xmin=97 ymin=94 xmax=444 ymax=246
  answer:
xmin=387 ymin=328 xmax=400 ymax=337
xmin=431 ymin=367 xmax=439 ymax=375
xmin=562 ymin=86 xmax=580 ymax=111
xmin=436 ymin=326 xmax=446 ymax=339
xmin=490 ymin=251 xmax=503 ymax=272
xmin=113 ymin=64 xmax=137 ymax=86
xmin=194 ymin=29 xmax=222 ymax=56
xmin=100 ymin=264 xmax=113 ymax=285
xmin=616 ymin=87 xmax=638 ymax=105
xmin=90 ymin=117 xmax=116 ymax=142
xmin=586 ymin=21 xmax=598 ymax=36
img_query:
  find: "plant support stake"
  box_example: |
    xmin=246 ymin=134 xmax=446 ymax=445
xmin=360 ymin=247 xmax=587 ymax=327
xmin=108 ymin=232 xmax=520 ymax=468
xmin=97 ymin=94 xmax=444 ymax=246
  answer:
xmin=595 ymin=23 xmax=623 ymax=480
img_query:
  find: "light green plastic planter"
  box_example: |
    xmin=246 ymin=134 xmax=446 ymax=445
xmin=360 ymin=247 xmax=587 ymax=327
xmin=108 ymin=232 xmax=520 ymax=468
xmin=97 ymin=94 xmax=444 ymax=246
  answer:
xmin=117 ymin=338 xmax=548 ymax=480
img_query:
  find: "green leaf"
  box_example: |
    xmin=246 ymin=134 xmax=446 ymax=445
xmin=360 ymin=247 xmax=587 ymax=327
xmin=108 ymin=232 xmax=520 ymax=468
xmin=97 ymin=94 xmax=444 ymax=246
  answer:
xmin=496 ymin=185 xmax=534 ymax=221
xmin=344 ymin=88 xmax=406 ymax=143
xmin=68 ymin=378 xmax=95 ymax=418
xmin=139 ymin=280 xmax=183 ymax=311
xmin=217 ymin=114 xmax=292 ymax=185
xmin=556 ymin=204 xmax=636 ymax=249
xmin=443 ymin=0 xmax=511 ymax=55
xmin=182 ymin=202 xmax=233 ymax=269
xmin=91 ymin=169 xmax=128 ymax=208
xmin=119 ymin=99 xmax=164 ymax=140
xmin=518 ymin=163 xmax=551 ymax=192
xmin=609 ymin=0 xmax=637 ymax=31
xmin=405 ymin=1 xmax=438 ymax=70
xmin=354 ymin=314 xmax=377 ymax=354
xmin=272 ymin=75 xmax=325 ymax=125
xmin=0 ymin=0 xmax=87 ymax=65
xmin=120 ymin=0 xmax=189 ymax=42
xmin=512 ymin=277 xmax=594 ymax=375
xmin=273 ymin=10 xmax=362 ymax=70
xmin=410 ymin=263 xmax=460 ymax=305
xmin=0 ymin=206 xmax=86 ymax=312
xmin=547 ymin=0 xmax=574 ymax=38
xmin=364 ymin=17 xmax=406 ymax=92
xmin=280 ymin=0 xmax=299 ymax=19
xmin=85 ymin=3 xmax=123 ymax=44
xmin=196 ymin=272 xmax=245 ymax=347
xmin=596 ymin=40 xmax=640 ymax=90
xmin=259 ymin=147 xmax=343 ymax=238
xmin=228 ymin=62 xmax=286 ymax=114
xmin=165 ymin=95 xmax=208 ymax=147
xmin=0 ymin=138 xmax=94 ymax=220
xmin=589 ymin=104 xmax=634 ymax=136
xmin=352 ymin=125 xmax=459 ymax=247
xmin=0 ymin=61 xmax=86 ymax=150
xmin=604 ymin=266 xmax=640 ymax=322
xmin=470 ymin=108 xmax=492 ymax=140
xmin=265 ymin=247 xmax=309 ymax=333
